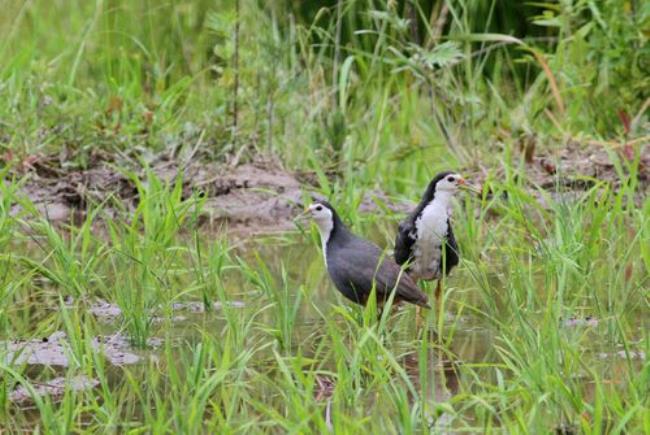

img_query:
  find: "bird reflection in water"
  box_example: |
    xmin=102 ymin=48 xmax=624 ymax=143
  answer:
xmin=401 ymin=344 xmax=461 ymax=430
xmin=401 ymin=351 xmax=460 ymax=401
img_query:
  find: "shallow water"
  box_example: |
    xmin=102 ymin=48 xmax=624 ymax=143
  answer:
xmin=2 ymin=226 xmax=647 ymax=431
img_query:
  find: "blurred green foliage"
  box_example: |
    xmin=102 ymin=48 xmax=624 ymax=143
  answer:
xmin=0 ymin=0 xmax=648 ymax=163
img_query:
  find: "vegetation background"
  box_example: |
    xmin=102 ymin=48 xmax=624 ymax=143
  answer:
xmin=0 ymin=0 xmax=648 ymax=432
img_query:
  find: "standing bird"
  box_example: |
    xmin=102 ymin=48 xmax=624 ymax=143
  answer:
xmin=303 ymin=201 xmax=430 ymax=312
xmin=394 ymin=172 xmax=465 ymax=307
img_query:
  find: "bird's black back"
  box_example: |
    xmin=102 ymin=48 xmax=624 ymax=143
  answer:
xmin=394 ymin=215 xmax=417 ymax=268
xmin=442 ymin=220 xmax=459 ymax=274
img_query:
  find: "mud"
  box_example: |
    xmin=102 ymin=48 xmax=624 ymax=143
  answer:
xmin=8 ymin=140 xmax=649 ymax=232
xmin=598 ymin=350 xmax=646 ymax=361
xmin=12 ymin=153 xmax=307 ymax=232
xmin=9 ymin=375 xmax=99 ymax=406
xmin=468 ymin=139 xmax=649 ymax=208
xmin=529 ymin=139 xmax=649 ymax=190
xmin=92 ymin=333 xmax=161 ymax=365
xmin=88 ymin=299 xmax=123 ymax=321
xmin=3 ymin=331 xmax=70 ymax=367
xmin=181 ymin=162 xmax=304 ymax=231
xmin=85 ymin=298 xmax=245 ymax=322
xmin=171 ymin=300 xmax=246 ymax=313
xmin=562 ymin=316 xmax=599 ymax=328
xmin=2 ymin=331 xmax=159 ymax=368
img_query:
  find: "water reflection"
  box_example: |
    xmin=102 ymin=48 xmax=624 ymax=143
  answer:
xmin=402 ymin=350 xmax=460 ymax=402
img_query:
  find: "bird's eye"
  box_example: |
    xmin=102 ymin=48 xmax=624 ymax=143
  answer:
xmin=447 ymin=176 xmax=455 ymax=182
xmin=315 ymin=206 xmax=323 ymax=211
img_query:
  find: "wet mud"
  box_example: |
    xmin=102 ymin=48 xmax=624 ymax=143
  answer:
xmin=2 ymin=331 xmax=160 ymax=369
xmin=8 ymin=141 xmax=647 ymax=233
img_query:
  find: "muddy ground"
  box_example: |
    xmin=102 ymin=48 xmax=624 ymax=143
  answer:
xmin=12 ymin=152 xmax=309 ymax=232
xmin=6 ymin=140 xmax=649 ymax=232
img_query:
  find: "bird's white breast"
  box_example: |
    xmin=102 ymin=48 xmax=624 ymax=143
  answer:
xmin=412 ymin=199 xmax=449 ymax=280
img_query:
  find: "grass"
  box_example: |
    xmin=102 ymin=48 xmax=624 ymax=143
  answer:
xmin=1 ymin=166 xmax=647 ymax=432
xmin=1 ymin=0 xmax=649 ymax=433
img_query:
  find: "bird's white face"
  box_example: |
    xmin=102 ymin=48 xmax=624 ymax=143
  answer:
xmin=307 ymin=203 xmax=334 ymax=228
xmin=436 ymin=173 xmax=465 ymax=193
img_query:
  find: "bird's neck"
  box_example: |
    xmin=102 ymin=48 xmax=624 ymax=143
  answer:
xmin=315 ymin=216 xmax=353 ymax=268
xmin=427 ymin=190 xmax=453 ymax=210
xmin=315 ymin=219 xmax=334 ymax=250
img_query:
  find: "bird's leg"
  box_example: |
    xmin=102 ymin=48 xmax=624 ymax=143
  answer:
xmin=415 ymin=281 xmax=428 ymax=331
xmin=379 ymin=299 xmax=402 ymax=323
xmin=377 ymin=299 xmax=394 ymax=322
xmin=435 ymin=279 xmax=443 ymax=313
xmin=432 ymin=279 xmax=445 ymax=344
xmin=377 ymin=304 xmax=384 ymax=322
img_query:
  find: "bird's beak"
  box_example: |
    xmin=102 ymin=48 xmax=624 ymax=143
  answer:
xmin=458 ymin=179 xmax=482 ymax=195
xmin=294 ymin=206 xmax=311 ymax=223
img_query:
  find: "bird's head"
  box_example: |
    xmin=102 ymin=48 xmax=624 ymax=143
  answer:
xmin=433 ymin=172 xmax=465 ymax=194
xmin=295 ymin=200 xmax=338 ymax=237
xmin=418 ymin=171 xmax=472 ymax=205
xmin=305 ymin=200 xmax=335 ymax=226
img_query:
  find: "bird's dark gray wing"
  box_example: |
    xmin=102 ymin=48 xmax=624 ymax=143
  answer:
xmin=329 ymin=238 xmax=429 ymax=307
xmin=374 ymin=252 xmax=429 ymax=307
xmin=441 ymin=220 xmax=460 ymax=275
xmin=394 ymin=218 xmax=416 ymax=267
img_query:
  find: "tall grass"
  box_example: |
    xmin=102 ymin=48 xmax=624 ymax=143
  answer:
xmin=0 ymin=0 xmax=648 ymax=433
xmin=2 ymin=1 xmax=647 ymax=169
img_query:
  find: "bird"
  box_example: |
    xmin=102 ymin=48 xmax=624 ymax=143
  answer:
xmin=394 ymin=172 xmax=465 ymax=307
xmin=302 ymin=200 xmax=430 ymax=313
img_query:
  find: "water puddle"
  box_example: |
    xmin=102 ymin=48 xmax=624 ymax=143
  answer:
xmin=2 ymin=229 xmax=647 ymax=431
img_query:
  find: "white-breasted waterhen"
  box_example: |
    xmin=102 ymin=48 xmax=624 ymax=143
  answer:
xmin=394 ymin=172 xmax=467 ymax=313
xmin=302 ymin=200 xmax=430 ymax=312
